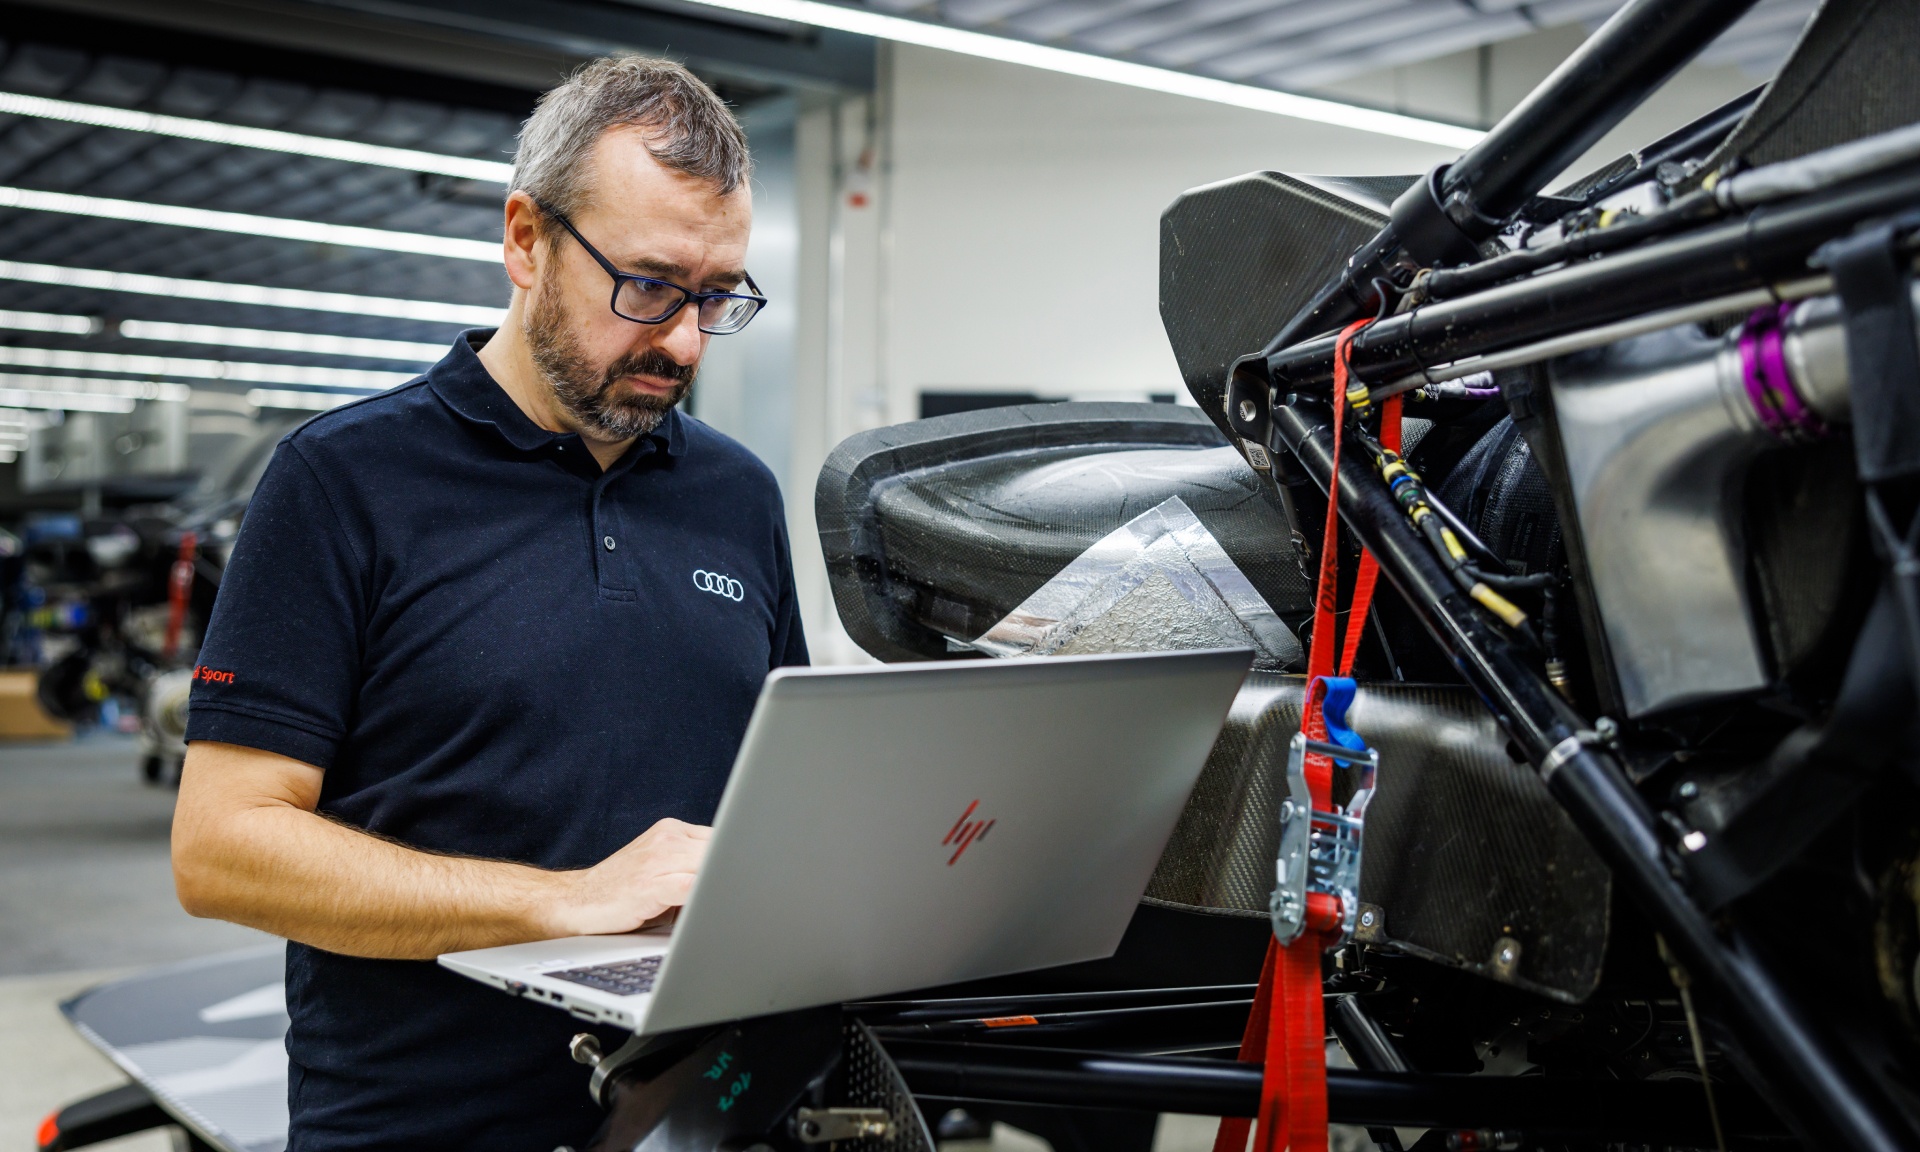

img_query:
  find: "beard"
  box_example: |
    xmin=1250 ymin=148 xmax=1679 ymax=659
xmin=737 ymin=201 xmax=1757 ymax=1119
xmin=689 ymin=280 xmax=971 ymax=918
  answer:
xmin=525 ymin=277 xmax=695 ymax=441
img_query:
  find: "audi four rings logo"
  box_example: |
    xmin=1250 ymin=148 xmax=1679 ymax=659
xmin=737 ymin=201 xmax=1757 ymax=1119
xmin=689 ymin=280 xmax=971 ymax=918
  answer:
xmin=693 ymin=569 xmax=744 ymax=601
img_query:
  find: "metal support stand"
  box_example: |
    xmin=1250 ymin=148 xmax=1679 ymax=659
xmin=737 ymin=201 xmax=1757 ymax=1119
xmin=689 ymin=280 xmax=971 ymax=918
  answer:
xmin=583 ymin=1010 xmax=935 ymax=1152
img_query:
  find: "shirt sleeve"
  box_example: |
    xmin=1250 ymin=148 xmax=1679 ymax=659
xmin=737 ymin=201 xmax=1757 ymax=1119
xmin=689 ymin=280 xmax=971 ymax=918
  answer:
xmin=184 ymin=439 xmax=367 ymax=769
xmin=771 ymin=517 xmax=810 ymax=669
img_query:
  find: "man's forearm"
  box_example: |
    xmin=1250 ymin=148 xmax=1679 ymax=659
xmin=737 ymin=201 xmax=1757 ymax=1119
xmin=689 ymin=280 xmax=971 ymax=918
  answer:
xmin=178 ymin=800 xmax=566 ymax=959
xmin=176 ymin=741 xmax=704 ymax=957
xmin=172 ymin=742 xmax=574 ymax=959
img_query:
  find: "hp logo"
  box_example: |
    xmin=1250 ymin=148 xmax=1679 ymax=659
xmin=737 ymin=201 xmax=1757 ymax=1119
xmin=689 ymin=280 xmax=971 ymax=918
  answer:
xmin=693 ymin=569 xmax=744 ymax=602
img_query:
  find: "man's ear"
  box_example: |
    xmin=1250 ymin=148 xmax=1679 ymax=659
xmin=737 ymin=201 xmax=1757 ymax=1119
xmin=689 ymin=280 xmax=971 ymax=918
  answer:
xmin=502 ymin=191 xmax=544 ymax=292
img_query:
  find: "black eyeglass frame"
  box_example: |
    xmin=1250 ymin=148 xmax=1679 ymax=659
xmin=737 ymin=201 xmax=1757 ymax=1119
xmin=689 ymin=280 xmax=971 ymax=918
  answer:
xmin=534 ymin=198 xmax=767 ymax=335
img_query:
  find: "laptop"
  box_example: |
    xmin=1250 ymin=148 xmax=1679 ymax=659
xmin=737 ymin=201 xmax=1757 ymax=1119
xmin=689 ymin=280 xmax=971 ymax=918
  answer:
xmin=439 ymin=648 xmax=1251 ymax=1035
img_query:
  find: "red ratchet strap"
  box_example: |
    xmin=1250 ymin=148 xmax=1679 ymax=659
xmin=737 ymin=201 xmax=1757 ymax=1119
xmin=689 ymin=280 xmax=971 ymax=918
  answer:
xmin=1213 ymin=320 xmax=1400 ymax=1152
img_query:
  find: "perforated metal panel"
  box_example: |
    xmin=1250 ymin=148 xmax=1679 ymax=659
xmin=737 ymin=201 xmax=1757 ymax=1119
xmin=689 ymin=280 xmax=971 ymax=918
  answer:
xmin=843 ymin=1021 xmax=937 ymax=1152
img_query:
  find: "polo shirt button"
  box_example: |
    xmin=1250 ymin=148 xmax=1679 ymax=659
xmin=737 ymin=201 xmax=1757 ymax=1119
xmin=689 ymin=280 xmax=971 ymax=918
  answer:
xmin=603 ymin=536 xmax=616 ymax=551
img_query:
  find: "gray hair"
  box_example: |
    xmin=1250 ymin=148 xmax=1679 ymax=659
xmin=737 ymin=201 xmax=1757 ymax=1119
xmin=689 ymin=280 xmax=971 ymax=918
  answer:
xmin=511 ymin=56 xmax=750 ymax=229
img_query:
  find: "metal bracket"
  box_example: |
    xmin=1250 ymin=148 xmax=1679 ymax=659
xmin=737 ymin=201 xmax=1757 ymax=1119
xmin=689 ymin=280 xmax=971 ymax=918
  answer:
xmin=792 ymin=1107 xmax=892 ymax=1144
xmin=1270 ymin=732 xmax=1381 ymax=948
xmin=1270 ymin=732 xmax=1315 ymax=943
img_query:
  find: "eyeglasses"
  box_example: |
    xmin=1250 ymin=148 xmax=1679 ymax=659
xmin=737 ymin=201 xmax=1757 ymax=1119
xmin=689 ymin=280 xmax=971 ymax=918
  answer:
xmin=534 ymin=199 xmax=766 ymax=335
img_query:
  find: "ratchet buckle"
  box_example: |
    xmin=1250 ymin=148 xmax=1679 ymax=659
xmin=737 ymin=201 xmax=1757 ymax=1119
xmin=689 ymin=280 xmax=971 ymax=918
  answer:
xmin=1270 ymin=679 xmax=1380 ymax=948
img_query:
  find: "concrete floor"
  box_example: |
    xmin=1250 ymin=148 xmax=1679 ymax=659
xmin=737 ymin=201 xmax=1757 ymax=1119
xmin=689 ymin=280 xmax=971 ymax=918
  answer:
xmin=0 ymin=735 xmax=271 ymax=1152
xmin=0 ymin=736 xmax=1263 ymax=1152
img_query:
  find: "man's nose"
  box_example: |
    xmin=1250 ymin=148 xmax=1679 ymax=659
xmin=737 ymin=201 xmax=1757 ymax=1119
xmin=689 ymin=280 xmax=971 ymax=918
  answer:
xmin=655 ymin=305 xmax=705 ymax=366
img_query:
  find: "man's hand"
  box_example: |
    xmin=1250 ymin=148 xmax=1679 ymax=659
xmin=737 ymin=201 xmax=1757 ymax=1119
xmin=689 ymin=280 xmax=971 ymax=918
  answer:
xmin=174 ymin=741 xmax=712 ymax=959
xmin=548 ymin=819 xmax=712 ymax=937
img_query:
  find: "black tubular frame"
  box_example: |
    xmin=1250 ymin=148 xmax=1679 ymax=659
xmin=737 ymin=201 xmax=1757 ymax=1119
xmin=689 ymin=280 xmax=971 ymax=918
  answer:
xmin=884 ymin=1040 xmax=1785 ymax=1142
xmin=1435 ymin=0 xmax=1759 ymax=225
xmin=1263 ymin=398 xmax=1919 ymax=1151
xmin=1268 ymin=0 xmax=1762 ymax=349
xmin=1246 ymin=161 xmax=1920 ymax=399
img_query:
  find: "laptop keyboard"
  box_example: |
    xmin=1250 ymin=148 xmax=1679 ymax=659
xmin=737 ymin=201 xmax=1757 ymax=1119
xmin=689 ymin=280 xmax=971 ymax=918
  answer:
xmin=545 ymin=954 xmax=663 ymax=997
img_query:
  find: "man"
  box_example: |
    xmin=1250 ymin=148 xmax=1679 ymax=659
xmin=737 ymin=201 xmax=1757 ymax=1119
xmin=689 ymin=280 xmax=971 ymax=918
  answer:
xmin=171 ymin=57 xmax=806 ymax=1152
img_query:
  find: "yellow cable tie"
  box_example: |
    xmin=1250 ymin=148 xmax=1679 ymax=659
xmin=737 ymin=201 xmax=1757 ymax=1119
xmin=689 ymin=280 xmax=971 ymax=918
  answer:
xmin=1471 ymin=583 xmax=1529 ymax=628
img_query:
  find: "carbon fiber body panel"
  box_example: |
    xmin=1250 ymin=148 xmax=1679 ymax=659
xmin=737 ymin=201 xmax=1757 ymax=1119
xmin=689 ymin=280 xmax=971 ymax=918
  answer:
xmin=1700 ymin=0 xmax=1920 ymax=178
xmin=1160 ymin=172 xmax=1411 ymax=436
xmin=1148 ymin=674 xmax=1609 ymax=1003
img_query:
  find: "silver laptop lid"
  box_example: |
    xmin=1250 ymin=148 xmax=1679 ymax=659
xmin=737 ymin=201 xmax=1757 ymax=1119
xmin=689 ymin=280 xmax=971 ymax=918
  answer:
xmin=640 ymin=648 xmax=1251 ymax=1034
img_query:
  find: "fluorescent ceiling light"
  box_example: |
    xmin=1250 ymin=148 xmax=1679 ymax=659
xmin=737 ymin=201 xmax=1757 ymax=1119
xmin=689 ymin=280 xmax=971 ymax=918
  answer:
xmin=0 ymin=372 xmax=191 ymax=414
xmin=0 ymin=259 xmax=503 ymax=326
xmin=0 ymin=346 xmax=411 ymax=390
xmin=679 ymin=0 xmax=1485 ymax=149
xmin=0 ymin=308 xmax=441 ymax=361
xmin=0 ymin=187 xmax=500 ymax=262
xmin=246 ymin=388 xmax=362 ymax=411
xmin=0 ymin=308 xmax=98 ymax=336
xmin=118 ymin=320 xmax=444 ymax=363
xmin=0 ymin=91 xmax=514 ymax=183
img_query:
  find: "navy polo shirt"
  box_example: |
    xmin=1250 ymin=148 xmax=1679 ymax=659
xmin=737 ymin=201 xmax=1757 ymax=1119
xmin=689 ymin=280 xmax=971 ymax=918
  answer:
xmin=185 ymin=330 xmax=807 ymax=1152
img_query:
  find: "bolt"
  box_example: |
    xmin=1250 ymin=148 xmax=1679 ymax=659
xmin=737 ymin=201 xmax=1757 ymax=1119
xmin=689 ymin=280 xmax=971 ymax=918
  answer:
xmin=1594 ymin=716 xmax=1620 ymax=744
xmin=1677 ymin=780 xmax=1699 ymax=800
xmin=1360 ymin=910 xmax=1376 ymax=927
xmin=1239 ymin=399 xmax=1259 ymax=423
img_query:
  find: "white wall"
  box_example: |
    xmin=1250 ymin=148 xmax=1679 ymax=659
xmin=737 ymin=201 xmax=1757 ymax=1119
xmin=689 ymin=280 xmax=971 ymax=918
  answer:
xmin=1312 ymin=23 xmax=1764 ymax=186
xmin=880 ymin=44 xmax=1461 ymax=419
xmin=689 ymin=97 xmax=800 ymax=485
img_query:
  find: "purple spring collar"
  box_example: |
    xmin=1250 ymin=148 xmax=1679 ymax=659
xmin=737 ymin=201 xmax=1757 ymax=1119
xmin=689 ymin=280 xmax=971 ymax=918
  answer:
xmin=1739 ymin=301 xmax=1827 ymax=441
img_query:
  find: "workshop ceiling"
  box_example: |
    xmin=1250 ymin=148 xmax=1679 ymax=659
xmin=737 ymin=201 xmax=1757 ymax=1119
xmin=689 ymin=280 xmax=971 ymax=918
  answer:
xmin=0 ymin=8 xmax=529 ymax=429
xmin=0 ymin=0 xmax=1818 ymax=452
xmin=847 ymin=0 xmax=1818 ymax=91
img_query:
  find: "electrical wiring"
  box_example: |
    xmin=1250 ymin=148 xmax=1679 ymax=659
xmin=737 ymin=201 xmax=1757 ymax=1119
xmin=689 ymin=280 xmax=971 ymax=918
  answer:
xmin=1344 ymin=423 xmax=1548 ymax=643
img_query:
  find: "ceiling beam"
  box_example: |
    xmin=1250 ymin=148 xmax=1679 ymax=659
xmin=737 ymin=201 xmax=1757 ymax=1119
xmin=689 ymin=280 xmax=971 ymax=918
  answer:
xmin=283 ymin=0 xmax=877 ymax=92
xmin=7 ymin=0 xmax=875 ymax=97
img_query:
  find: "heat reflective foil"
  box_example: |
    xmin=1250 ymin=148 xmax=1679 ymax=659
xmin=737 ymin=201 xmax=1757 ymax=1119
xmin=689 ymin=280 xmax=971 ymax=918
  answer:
xmin=971 ymin=496 xmax=1302 ymax=668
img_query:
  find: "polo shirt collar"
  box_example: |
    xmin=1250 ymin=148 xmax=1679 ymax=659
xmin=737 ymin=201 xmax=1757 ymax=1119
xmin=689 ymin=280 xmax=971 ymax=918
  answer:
xmin=428 ymin=329 xmax=686 ymax=459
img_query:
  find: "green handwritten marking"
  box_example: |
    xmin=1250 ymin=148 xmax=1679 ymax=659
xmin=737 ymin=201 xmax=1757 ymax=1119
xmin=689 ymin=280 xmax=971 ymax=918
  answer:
xmin=716 ymin=1070 xmax=752 ymax=1112
xmin=703 ymin=1051 xmax=734 ymax=1081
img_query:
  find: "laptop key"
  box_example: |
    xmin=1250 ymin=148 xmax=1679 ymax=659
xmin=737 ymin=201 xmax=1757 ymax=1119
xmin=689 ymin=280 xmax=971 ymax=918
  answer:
xmin=545 ymin=954 xmax=664 ymax=996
